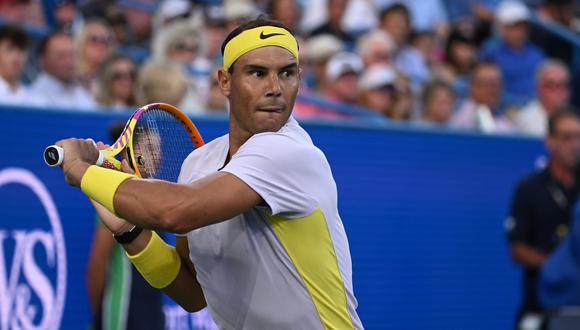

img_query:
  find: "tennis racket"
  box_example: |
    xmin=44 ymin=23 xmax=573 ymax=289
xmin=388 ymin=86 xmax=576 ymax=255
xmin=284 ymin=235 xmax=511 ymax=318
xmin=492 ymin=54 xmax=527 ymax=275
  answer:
xmin=43 ymin=103 xmax=204 ymax=181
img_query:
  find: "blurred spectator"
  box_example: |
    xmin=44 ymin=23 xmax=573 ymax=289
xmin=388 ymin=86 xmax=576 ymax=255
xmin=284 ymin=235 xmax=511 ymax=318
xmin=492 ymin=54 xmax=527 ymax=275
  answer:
xmin=530 ymin=0 xmax=576 ymax=65
xmin=451 ymin=62 xmax=513 ymax=133
xmin=49 ymin=0 xmax=83 ymax=32
xmin=152 ymin=0 xmax=193 ymax=31
xmin=95 ymin=54 xmax=137 ymax=110
xmin=223 ymin=0 xmax=260 ymax=33
xmin=377 ymin=0 xmax=449 ymax=37
xmin=357 ymin=30 xmax=395 ymax=67
xmin=205 ymin=70 xmax=227 ymax=113
xmin=357 ymin=64 xmax=396 ymax=116
xmin=390 ymin=72 xmax=414 ymax=121
xmin=303 ymin=34 xmax=344 ymax=92
xmin=480 ymin=0 xmax=545 ymax=104
xmin=321 ymin=52 xmax=363 ymax=104
xmin=435 ymin=25 xmax=478 ymax=99
xmin=0 ymin=0 xmax=45 ymax=28
xmin=104 ymin=7 xmax=133 ymax=47
xmin=417 ymin=79 xmax=456 ymax=126
xmin=309 ymin=0 xmax=356 ymax=46
xmin=514 ymin=60 xmax=571 ymax=136
xmin=28 ymin=32 xmax=95 ymax=110
xmin=77 ymin=19 xmax=116 ymax=92
xmin=379 ymin=3 xmax=411 ymax=49
xmin=86 ymin=123 xmax=165 ymax=330
xmin=506 ymin=110 xmax=580 ymax=328
xmin=267 ymin=0 xmax=302 ymax=32
xmin=136 ymin=61 xmax=188 ymax=110
xmin=394 ymin=30 xmax=435 ymax=92
xmin=0 ymin=25 xmax=30 ymax=105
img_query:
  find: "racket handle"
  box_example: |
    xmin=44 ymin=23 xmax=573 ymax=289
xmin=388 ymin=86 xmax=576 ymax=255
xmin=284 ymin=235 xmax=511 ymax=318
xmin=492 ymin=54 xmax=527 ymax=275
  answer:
xmin=44 ymin=145 xmax=107 ymax=168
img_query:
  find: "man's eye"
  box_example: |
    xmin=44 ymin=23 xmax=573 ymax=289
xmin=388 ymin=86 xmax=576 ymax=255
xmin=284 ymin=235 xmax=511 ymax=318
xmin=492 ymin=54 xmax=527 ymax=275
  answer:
xmin=251 ymin=70 xmax=265 ymax=77
xmin=281 ymin=70 xmax=294 ymax=78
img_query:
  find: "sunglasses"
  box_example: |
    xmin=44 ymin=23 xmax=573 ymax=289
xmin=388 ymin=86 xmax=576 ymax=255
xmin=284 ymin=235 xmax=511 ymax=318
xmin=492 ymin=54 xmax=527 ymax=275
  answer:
xmin=541 ymin=80 xmax=569 ymax=90
xmin=173 ymin=43 xmax=197 ymax=53
xmin=88 ymin=35 xmax=113 ymax=46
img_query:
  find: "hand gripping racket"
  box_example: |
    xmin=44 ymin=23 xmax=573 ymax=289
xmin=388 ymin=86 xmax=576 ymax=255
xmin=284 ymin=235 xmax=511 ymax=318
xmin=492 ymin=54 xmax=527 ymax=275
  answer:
xmin=44 ymin=103 xmax=204 ymax=181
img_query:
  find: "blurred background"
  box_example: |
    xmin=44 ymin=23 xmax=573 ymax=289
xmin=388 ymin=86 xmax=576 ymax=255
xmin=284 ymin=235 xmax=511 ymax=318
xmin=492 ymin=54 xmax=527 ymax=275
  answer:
xmin=2 ymin=0 xmax=580 ymax=329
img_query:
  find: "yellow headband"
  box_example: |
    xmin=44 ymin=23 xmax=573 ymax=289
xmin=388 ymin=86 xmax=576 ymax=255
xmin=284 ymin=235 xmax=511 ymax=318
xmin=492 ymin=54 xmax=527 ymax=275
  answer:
xmin=223 ymin=26 xmax=299 ymax=71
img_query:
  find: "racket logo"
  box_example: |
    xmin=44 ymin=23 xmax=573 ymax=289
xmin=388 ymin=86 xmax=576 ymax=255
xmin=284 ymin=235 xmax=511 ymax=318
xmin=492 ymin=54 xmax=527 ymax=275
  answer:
xmin=0 ymin=168 xmax=67 ymax=330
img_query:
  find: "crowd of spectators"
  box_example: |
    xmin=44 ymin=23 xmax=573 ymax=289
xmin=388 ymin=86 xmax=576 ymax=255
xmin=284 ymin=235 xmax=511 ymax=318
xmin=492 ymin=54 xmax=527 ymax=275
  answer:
xmin=1 ymin=0 xmax=580 ymax=136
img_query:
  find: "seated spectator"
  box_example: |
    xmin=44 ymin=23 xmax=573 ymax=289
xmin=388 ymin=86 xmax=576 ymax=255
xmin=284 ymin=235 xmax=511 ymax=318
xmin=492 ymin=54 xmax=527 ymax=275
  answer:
xmin=390 ymin=72 xmax=414 ymax=121
xmin=309 ymin=0 xmax=355 ymax=46
xmin=136 ymin=61 xmax=188 ymax=110
xmin=321 ymin=52 xmax=363 ymax=105
xmin=451 ymin=62 xmax=513 ymax=133
xmin=417 ymin=79 xmax=456 ymax=126
xmin=0 ymin=25 xmax=30 ymax=105
xmin=29 ymin=32 xmax=96 ymax=110
xmin=77 ymin=19 xmax=116 ymax=93
xmin=95 ymin=54 xmax=137 ymax=110
xmin=205 ymin=70 xmax=227 ymax=113
xmin=395 ymin=30 xmax=435 ymax=92
xmin=480 ymin=0 xmax=545 ymax=104
xmin=379 ymin=3 xmax=411 ymax=50
xmin=357 ymin=30 xmax=395 ymax=68
xmin=357 ymin=64 xmax=396 ymax=117
xmin=267 ymin=0 xmax=302 ymax=32
xmin=302 ymin=34 xmax=344 ymax=92
xmin=506 ymin=110 xmax=580 ymax=327
xmin=377 ymin=0 xmax=449 ymax=36
xmin=435 ymin=25 xmax=478 ymax=99
xmin=514 ymin=60 xmax=571 ymax=137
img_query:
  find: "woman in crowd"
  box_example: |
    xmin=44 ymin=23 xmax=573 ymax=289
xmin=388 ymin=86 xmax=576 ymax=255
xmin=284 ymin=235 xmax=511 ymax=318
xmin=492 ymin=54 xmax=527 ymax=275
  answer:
xmin=95 ymin=54 xmax=137 ymax=110
xmin=76 ymin=19 xmax=116 ymax=93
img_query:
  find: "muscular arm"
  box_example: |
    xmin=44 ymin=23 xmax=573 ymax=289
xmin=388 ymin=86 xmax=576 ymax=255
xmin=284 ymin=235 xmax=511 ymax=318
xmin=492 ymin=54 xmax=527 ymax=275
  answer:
xmin=114 ymin=171 xmax=262 ymax=234
xmin=124 ymin=231 xmax=207 ymax=312
xmin=510 ymin=242 xmax=548 ymax=269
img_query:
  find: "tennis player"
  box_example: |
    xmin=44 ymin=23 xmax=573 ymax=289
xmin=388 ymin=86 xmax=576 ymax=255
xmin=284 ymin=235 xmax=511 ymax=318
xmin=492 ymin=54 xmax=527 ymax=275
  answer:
xmin=55 ymin=17 xmax=363 ymax=329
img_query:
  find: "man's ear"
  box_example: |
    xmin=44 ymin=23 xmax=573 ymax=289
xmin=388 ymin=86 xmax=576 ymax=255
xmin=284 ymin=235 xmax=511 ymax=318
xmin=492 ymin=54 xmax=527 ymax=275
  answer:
xmin=217 ymin=68 xmax=231 ymax=97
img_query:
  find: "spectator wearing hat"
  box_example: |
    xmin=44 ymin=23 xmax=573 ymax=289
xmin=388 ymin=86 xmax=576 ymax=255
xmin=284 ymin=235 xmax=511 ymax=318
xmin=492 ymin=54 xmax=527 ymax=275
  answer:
xmin=302 ymin=34 xmax=344 ymax=92
xmin=357 ymin=64 xmax=396 ymax=117
xmin=0 ymin=25 xmax=31 ymax=105
xmin=480 ymin=0 xmax=545 ymax=104
xmin=416 ymin=79 xmax=456 ymax=126
xmin=321 ymin=51 xmax=363 ymax=105
xmin=513 ymin=60 xmax=571 ymax=137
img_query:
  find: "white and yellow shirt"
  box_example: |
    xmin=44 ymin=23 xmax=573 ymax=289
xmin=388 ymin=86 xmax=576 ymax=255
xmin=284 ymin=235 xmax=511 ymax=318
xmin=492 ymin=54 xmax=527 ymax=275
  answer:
xmin=178 ymin=117 xmax=362 ymax=330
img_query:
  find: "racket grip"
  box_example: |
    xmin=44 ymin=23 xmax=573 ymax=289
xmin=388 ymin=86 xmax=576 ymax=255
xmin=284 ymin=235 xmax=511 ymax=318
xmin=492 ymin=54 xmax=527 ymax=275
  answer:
xmin=44 ymin=145 xmax=107 ymax=168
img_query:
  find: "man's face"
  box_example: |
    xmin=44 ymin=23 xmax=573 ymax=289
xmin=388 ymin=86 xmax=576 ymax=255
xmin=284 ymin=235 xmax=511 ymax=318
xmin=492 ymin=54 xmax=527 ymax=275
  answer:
xmin=0 ymin=40 xmax=27 ymax=84
xmin=538 ymin=67 xmax=570 ymax=114
xmin=42 ymin=35 xmax=76 ymax=83
xmin=218 ymin=46 xmax=300 ymax=135
xmin=332 ymin=71 xmax=359 ymax=103
xmin=547 ymin=116 xmax=580 ymax=168
xmin=471 ymin=66 xmax=501 ymax=109
xmin=501 ymin=22 xmax=528 ymax=49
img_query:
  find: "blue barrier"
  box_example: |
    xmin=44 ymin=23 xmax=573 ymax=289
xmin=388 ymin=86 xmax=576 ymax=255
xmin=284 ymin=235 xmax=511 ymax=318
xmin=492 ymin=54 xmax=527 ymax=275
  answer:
xmin=1 ymin=106 xmax=546 ymax=329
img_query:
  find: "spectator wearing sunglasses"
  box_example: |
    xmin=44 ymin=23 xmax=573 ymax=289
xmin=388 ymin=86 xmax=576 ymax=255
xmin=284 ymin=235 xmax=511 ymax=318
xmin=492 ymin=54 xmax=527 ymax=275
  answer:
xmin=76 ymin=19 xmax=116 ymax=93
xmin=95 ymin=54 xmax=137 ymax=110
xmin=513 ymin=60 xmax=571 ymax=137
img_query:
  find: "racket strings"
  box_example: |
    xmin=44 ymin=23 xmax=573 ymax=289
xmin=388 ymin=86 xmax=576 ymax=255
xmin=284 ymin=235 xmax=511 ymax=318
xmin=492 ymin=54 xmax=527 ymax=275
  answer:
xmin=133 ymin=108 xmax=196 ymax=181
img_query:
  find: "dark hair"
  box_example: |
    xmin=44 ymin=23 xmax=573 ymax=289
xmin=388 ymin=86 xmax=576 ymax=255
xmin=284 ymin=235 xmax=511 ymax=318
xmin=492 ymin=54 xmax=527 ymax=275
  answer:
xmin=220 ymin=15 xmax=296 ymax=72
xmin=548 ymin=108 xmax=580 ymax=136
xmin=379 ymin=3 xmax=410 ymax=23
xmin=109 ymin=121 xmax=126 ymax=142
xmin=0 ymin=25 xmax=30 ymax=50
xmin=37 ymin=31 xmax=71 ymax=57
xmin=421 ymin=79 xmax=455 ymax=106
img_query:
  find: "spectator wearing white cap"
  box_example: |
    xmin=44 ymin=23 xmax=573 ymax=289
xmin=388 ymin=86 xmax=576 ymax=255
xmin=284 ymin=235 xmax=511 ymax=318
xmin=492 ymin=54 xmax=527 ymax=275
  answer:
xmin=357 ymin=30 xmax=395 ymax=67
xmin=357 ymin=64 xmax=396 ymax=116
xmin=479 ymin=0 xmax=545 ymax=104
xmin=303 ymin=34 xmax=344 ymax=92
xmin=321 ymin=51 xmax=363 ymax=104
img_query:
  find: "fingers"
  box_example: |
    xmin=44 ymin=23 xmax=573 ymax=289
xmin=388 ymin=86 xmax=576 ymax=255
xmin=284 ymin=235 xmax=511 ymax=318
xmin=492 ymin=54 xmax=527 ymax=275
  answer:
xmin=121 ymin=159 xmax=136 ymax=175
xmin=95 ymin=141 xmax=109 ymax=150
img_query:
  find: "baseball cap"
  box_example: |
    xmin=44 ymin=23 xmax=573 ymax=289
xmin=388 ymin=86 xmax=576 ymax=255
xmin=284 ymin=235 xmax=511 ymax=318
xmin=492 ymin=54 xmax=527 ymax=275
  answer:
xmin=325 ymin=52 xmax=363 ymax=81
xmin=223 ymin=0 xmax=260 ymax=22
xmin=358 ymin=65 xmax=396 ymax=91
xmin=496 ymin=1 xmax=530 ymax=25
xmin=304 ymin=34 xmax=344 ymax=64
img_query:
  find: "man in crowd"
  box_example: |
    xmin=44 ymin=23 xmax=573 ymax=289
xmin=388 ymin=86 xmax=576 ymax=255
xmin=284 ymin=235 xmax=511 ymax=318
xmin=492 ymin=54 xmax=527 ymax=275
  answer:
xmin=321 ymin=51 xmax=363 ymax=105
xmin=0 ymin=24 xmax=30 ymax=104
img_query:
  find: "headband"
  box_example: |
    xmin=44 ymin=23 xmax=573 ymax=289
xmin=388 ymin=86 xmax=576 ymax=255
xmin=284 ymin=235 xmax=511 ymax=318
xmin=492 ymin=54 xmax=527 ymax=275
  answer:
xmin=223 ymin=26 xmax=299 ymax=71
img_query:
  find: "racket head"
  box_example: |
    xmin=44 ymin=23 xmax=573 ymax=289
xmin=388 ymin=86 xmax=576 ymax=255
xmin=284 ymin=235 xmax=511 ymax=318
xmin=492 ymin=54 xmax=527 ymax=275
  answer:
xmin=124 ymin=103 xmax=204 ymax=180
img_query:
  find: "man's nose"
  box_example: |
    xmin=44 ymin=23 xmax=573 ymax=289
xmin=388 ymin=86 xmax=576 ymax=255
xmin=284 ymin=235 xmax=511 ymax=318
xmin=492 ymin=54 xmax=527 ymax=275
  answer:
xmin=265 ymin=74 xmax=282 ymax=97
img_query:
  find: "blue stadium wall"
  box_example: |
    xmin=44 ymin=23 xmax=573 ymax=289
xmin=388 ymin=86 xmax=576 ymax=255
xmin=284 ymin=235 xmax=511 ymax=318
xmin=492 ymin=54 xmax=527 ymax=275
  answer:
xmin=0 ymin=106 xmax=546 ymax=329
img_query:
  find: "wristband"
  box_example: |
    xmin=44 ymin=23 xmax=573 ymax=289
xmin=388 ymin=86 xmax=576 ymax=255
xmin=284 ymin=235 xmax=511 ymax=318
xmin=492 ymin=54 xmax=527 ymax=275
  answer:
xmin=126 ymin=231 xmax=182 ymax=289
xmin=80 ymin=165 xmax=135 ymax=215
xmin=113 ymin=226 xmax=143 ymax=244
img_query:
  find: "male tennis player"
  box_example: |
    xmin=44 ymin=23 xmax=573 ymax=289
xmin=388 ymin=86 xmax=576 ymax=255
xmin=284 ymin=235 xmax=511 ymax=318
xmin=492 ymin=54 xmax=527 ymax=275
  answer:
xmin=54 ymin=17 xmax=363 ymax=329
